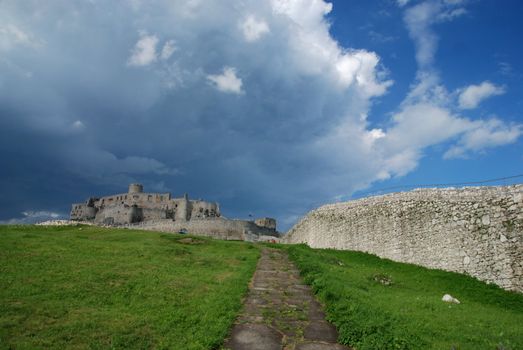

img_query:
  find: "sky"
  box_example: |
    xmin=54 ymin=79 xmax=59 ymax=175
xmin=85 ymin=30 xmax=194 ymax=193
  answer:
xmin=1 ymin=0 xmax=522 ymax=229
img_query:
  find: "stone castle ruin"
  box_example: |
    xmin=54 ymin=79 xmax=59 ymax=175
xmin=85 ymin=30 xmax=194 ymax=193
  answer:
xmin=71 ymin=183 xmax=279 ymax=241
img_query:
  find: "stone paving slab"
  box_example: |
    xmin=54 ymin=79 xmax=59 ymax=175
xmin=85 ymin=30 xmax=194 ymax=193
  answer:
xmin=223 ymin=248 xmax=351 ymax=350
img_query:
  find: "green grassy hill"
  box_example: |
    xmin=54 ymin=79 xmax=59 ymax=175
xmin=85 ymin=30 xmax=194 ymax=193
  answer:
xmin=1 ymin=226 xmax=521 ymax=349
xmin=0 ymin=225 xmax=259 ymax=350
xmin=285 ymin=244 xmax=523 ymax=350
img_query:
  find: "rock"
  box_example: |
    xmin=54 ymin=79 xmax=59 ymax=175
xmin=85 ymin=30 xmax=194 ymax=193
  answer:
xmin=481 ymin=215 xmax=490 ymax=226
xmin=36 ymin=220 xmax=82 ymax=226
xmin=442 ymin=294 xmax=460 ymax=304
xmin=463 ymin=256 xmax=470 ymax=265
xmin=500 ymin=234 xmax=507 ymax=243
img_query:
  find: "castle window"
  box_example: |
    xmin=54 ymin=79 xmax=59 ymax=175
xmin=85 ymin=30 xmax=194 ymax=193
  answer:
xmin=148 ymin=195 xmax=152 ymax=201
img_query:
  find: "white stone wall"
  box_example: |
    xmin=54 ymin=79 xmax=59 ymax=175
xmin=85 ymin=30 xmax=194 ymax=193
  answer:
xmin=284 ymin=185 xmax=523 ymax=292
xmin=125 ymin=217 xmax=280 ymax=242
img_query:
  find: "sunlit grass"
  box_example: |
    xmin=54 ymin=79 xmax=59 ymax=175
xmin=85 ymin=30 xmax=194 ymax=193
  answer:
xmin=286 ymin=244 xmax=523 ymax=350
xmin=0 ymin=225 xmax=259 ymax=350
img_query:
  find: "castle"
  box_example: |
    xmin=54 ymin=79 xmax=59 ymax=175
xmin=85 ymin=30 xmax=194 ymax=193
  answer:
xmin=71 ymin=183 xmax=279 ymax=241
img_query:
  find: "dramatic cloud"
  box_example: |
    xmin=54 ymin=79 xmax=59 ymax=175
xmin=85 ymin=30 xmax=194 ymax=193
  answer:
xmin=458 ymin=81 xmax=506 ymax=109
xmin=0 ymin=0 xmax=519 ymax=229
xmin=207 ymin=67 xmax=244 ymax=94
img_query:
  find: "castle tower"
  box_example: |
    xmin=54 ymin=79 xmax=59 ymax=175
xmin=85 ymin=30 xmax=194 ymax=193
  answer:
xmin=128 ymin=183 xmax=143 ymax=194
xmin=175 ymin=193 xmax=191 ymax=221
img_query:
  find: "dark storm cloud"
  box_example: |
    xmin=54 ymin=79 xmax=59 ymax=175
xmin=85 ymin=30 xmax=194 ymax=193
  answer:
xmin=1 ymin=0 xmax=519 ymax=229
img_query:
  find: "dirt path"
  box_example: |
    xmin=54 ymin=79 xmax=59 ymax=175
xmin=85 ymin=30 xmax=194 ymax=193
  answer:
xmin=224 ymin=248 xmax=350 ymax=350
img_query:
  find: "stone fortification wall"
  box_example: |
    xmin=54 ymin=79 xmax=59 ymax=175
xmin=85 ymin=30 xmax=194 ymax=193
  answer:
xmin=127 ymin=218 xmax=280 ymax=242
xmin=284 ymin=185 xmax=523 ymax=292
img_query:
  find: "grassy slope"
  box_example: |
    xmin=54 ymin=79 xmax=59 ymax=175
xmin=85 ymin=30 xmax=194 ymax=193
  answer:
xmin=0 ymin=225 xmax=259 ymax=350
xmin=285 ymin=244 xmax=523 ymax=350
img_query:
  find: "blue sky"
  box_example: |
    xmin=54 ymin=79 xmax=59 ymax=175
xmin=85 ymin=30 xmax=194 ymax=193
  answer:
xmin=0 ymin=0 xmax=521 ymax=229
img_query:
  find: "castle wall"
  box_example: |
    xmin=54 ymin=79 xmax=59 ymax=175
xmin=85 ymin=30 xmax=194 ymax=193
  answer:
xmin=98 ymin=192 xmax=171 ymax=209
xmin=128 ymin=218 xmax=280 ymax=241
xmin=284 ymin=185 xmax=523 ymax=292
xmin=190 ymin=200 xmax=220 ymax=219
xmin=95 ymin=205 xmax=136 ymax=225
xmin=142 ymin=208 xmax=168 ymax=221
xmin=174 ymin=198 xmax=190 ymax=221
xmin=128 ymin=183 xmax=143 ymax=193
xmin=70 ymin=203 xmax=96 ymax=221
xmin=255 ymin=217 xmax=277 ymax=230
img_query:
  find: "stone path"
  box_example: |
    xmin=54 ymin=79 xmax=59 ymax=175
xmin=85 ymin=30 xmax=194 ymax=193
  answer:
xmin=224 ymin=248 xmax=351 ymax=350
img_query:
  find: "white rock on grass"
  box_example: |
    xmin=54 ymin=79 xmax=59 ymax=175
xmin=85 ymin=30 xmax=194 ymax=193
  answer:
xmin=36 ymin=220 xmax=93 ymax=226
xmin=442 ymin=294 xmax=460 ymax=304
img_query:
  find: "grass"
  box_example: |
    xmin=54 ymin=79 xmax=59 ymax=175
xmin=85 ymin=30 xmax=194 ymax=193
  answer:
xmin=3 ymin=225 xmax=521 ymax=349
xmin=284 ymin=244 xmax=523 ymax=350
xmin=0 ymin=225 xmax=260 ymax=350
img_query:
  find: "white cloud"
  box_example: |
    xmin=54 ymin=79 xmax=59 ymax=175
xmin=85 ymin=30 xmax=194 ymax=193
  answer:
xmin=404 ymin=1 xmax=466 ymax=68
xmin=444 ymin=119 xmax=522 ymax=158
xmin=0 ymin=210 xmax=65 ymax=224
xmin=368 ymin=128 xmax=385 ymax=140
xmin=458 ymin=81 xmax=506 ymax=109
xmin=438 ymin=7 xmax=467 ymax=21
xmin=375 ymin=103 xmax=468 ymax=178
xmin=240 ymin=15 xmax=270 ymax=42
xmin=127 ymin=32 xmax=158 ymax=66
xmin=385 ymin=104 xmax=471 ymax=150
xmin=207 ymin=67 xmax=244 ymax=94
xmin=0 ymin=24 xmax=40 ymax=51
xmin=368 ymin=30 xmax=397 ymax=43
xmin=271 ymin=0 xmax=333 ymax=26
xmin=404 ymin=1 xmax=440 ymax=68
xmin=498 ymin=62 xmax=513 ymax=76
xmin=271 ymin=0 xmax=392 ymax=96
xmin=378 ymin=0 xmax=521 ymax=177
xmin=335 ymin=50 xmax=393 ymax=96
xmin=397 ymin=0 xmax=411 ymax=7
xmin=160 ymin=40 xmax=176 ymax=60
